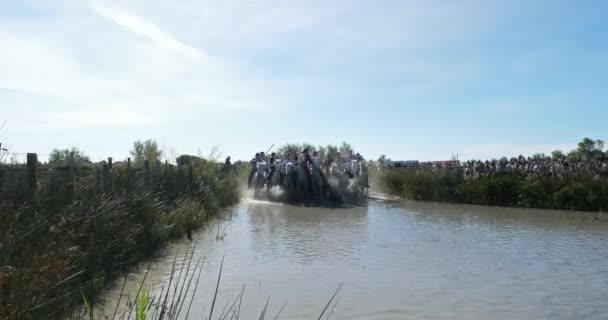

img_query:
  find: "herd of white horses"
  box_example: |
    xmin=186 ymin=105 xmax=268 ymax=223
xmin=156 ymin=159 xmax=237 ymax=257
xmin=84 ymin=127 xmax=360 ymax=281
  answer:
xmin=251 ymin=157 xmax=370 ymax=205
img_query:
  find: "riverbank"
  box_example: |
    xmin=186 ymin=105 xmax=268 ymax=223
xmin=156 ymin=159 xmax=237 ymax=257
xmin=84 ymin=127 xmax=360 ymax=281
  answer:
xmin=380 ymin=168 xmax=608 ymax=213
xmin=0 ymin=157 xmax=239 ymax=319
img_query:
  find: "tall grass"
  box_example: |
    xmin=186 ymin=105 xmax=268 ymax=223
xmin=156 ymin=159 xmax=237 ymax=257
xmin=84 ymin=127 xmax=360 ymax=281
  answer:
xmin=0 ymin=158 xmax=240 ymax=319
xmin=380 ymin=168 xmax=608 ymax=212
xmin=69 ymin=247 xmax=343 ymax=320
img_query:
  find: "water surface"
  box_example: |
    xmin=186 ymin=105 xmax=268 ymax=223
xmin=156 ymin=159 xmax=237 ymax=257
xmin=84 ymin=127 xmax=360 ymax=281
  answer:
xmin=105 ymin=195 xmax=608 ymax=319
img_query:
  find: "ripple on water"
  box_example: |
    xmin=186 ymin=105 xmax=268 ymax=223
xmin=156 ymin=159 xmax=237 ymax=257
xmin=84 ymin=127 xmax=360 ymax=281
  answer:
xmin=103 ymin=199 xmax=608 ymax=320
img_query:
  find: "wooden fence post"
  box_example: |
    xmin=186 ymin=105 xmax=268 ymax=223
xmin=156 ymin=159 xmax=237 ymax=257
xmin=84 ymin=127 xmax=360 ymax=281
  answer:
xmin=69 ymin=151 xmax=75 ymax=165
xmin=176 ymin=158 xmax=183 ymax=189
xmin=102 ymin=163 xmax=109 ymax=192
xmin=95 ymin=167 xmax=101 ymax=191
xmin=108 ymin=157 xmax=113 ymax=191
xmin=69 ymin=151 xmax=75 ymax=172
xmin=155 ymin=160 xmax=161 ymax=179
xmin=67 ymin=151 xmax=76 ymax=196
xmin=144 ymin=160 xmax=150 ymax=182
xmin=127 ymin=157 xmax=132 ymax=186
xmin=27 ymin=153 xmax=37 ymax=194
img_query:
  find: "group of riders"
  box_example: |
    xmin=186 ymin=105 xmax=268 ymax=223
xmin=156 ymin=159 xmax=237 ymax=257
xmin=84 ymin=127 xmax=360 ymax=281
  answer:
xmin=247 ymin=149 xmax=369 ymax=203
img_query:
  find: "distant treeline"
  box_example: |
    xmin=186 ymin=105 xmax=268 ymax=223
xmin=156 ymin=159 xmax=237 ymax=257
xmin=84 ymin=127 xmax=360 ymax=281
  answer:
xmin=242 ymin=142 xmax=356 ymax=161
xmin=0 ymin=141 xmax=240 ymax=319
xmin=381 ymin=169 xmax=608 ymax=212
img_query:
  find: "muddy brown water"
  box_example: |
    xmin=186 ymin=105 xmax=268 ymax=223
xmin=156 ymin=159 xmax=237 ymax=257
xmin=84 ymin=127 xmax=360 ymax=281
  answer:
xmin=103 ymin=193 xmax=608 ymax=319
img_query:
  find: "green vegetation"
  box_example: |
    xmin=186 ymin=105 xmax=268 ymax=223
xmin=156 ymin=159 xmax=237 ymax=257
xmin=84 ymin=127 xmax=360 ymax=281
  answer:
xmin=276 ymin=142 xmax=353 ymax=159
xmin=574 ymin=137 xmax=605 ymax=159
xmin=69 ymin=248 xmax=343 ymax=320
xmin=381 ymin=138 xmax=608 ymax=212
xmin=0 ymin=141 xmax=240 ymax=320
xmin=548 ymin=137 xmax=606 ymax=161
xmin=130 ymin=139 xmax=163 ymax=164
xmin=49 ymin=148 xmax=91 ymax=165
xmin=381 ymin=169 xmax=608 ymax=212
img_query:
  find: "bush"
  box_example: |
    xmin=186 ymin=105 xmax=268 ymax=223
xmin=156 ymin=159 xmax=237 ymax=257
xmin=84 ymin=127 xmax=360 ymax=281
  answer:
xmin=381 ymin=169 xmax=608 ymax=212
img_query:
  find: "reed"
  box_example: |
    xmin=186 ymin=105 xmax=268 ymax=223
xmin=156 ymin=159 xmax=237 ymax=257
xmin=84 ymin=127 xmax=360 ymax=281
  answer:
xmin=0 ymin=157 xmax=240 ymax=319
xmin=68 ymin=250 xmax=344 ymax=320
xmin=380 ymin=168 xmax=608 ymax=212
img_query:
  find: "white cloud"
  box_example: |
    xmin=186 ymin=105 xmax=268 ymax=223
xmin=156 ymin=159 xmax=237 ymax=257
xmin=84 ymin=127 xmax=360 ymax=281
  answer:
xmin=89 ymin=2 xmax=205 ymax=60
xmin=0 ymin=1 xmax=284 ymax=136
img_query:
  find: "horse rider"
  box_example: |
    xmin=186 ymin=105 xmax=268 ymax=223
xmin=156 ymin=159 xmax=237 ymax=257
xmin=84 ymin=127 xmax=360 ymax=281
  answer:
xmin=312 ymin=151 xmax=323 ymax=168
xmin=220 ymin=156 xmax=232 ymax=177
xmin=279 ymin=153 xmax=290 ymax=185
xmin=301 ymin=149 xmax=314 ymax=192
xmin=248 ymin=153 xmax=260 ymax=188
xmin=324 ymin=155 xmax=334 ymax=175
xmin=312 ymin=151 xmax=330 ymax=191
xmin=268 ymin=152 xmax=277 ymax=185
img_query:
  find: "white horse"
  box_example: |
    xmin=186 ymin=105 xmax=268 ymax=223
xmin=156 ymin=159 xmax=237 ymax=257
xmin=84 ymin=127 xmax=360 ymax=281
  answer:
xmin=356 ymin=161 xmax=370 ymax=198
xmin=343 ymin=160 xmax=369 ymax=201
xmin=253 ymin=161 xmax=269 ymax=198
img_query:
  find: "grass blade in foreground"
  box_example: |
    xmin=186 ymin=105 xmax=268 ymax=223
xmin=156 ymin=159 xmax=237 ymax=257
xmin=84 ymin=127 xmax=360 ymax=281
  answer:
xmin=317 ymin=282 xmax=344 ymax=320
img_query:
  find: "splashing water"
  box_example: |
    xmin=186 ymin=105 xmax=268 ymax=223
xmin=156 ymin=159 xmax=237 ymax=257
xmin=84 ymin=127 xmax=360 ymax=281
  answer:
xmin=270 ymin=186 xmax=285 ymax=198
xmin=328 ymin=177 xmax=340 ymax=189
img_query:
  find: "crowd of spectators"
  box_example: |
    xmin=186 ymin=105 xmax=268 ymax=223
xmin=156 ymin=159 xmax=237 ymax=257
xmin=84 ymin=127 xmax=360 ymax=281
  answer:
xmin=387 ymin=156 xmax=608 ymax=180
xmin=462 ymin=156 xmax=608 ymax=179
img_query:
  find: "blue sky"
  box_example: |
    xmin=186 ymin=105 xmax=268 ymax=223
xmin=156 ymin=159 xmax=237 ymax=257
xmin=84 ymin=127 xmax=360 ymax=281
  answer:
xmin=1 ymin=0 xmax=607 ymax=162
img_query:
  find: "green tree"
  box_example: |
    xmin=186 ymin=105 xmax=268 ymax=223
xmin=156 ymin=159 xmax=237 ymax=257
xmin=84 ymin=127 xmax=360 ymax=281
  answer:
xmin=276 ymin=142 xmax=356 ymax=161
xmin=176 ymin=154 xmax=204 ymax=166
xmin=317 ymin=145 xmax=327 ymax=158
xmin=532 ymin=153 xmax=547 ymax=160
xmin=130 ymin=139 xmax=162 ymax=164
xmin=551 ymin=150 xmax=565 ymax=160
xmin=301 ymin=143 xmax=316 ymax=153
xmin=567 ymin=150 xmax=579 ymax=159
xmin=576 ymin=137 xmax=605 ymax=159
xmin=326 ymin=145 xmax=340 ymax=160
xmin=277 ymin=143 xmax=301 ymax=158
xmin=339 ymin=142 xmax=353 ymax=156
xmin=48 ymin=148 xmax=90 ymax=165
